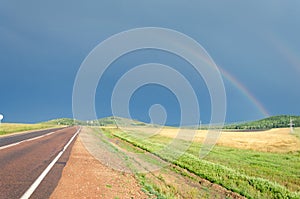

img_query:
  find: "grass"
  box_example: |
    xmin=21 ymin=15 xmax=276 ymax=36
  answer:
xmin=194 ymin=145 xmax=300 ymax=192
xmin=0 ymin=123 xmax=61 ymax=136
xmin=110 ymin=129 xmax=300 ymax=199
xmin=106 ymin=184 xmax=112 ymax=188
xmin=157 ymin=136 xmax=300 ymax=192
xmin=138 ymin=174 xmax=168 ymax=199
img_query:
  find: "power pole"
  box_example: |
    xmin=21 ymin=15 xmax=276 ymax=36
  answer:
xmin=199 ymin=120 xmax=202 ymax=130
xmin=289 ymin=117 xmax=294 ymax=133
xmin=114 ymin=117 xmax=119 ymax=129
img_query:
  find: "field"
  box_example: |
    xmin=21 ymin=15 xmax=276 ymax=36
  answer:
xmin=140 ymin=127 xmax=300 ymax=153
xmin=0 ymin=123 xmax=61 ymax=136
xmin=82 ymin=126 xmax=300 ymax=199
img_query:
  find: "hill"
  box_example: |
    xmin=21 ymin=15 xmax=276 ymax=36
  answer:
xmin=224 ymin=115 xmax=300 ymax=130
xmin=42 ymin=116 xmax=149 ymax=127
xmin=42 ymin=118 xmax=85 ymax=125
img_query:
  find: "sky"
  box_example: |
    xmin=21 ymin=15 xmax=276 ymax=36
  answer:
xmin=0 ymin=1 xmax=300 ymax=125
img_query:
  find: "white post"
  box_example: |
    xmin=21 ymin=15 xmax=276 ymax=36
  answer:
xmin=289 ymin=117 xmax=294 ymax=133
xmin=0 ymin=114 xmax=3 ymax=126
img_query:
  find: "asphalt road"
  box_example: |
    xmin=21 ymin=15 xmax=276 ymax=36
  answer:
xmin=0 ymin=127 xmax=65 ymax=147
xmin=0 ymin=126 xmax=79 ymax=199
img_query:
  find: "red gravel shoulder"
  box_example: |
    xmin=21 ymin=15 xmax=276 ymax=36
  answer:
xmin=50 ymin=136 xmax=148 ymax=199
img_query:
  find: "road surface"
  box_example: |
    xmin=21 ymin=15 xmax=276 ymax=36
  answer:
xmin=0 ymin=126 xmax=80 ymax=199
xmin=0 ymin=127 xmax=65 ymax=147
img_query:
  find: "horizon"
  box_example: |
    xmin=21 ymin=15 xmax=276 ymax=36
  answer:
xmin=1 ymin=1 xmax=300 ymax=125
xmin=6 ymin=114 xmax=299 ymax=127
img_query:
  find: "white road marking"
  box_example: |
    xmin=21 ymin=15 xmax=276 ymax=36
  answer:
xmin=0 ymin=131 xmax=58 ymax=150
xmin=20 ymin=126 xmax=81 ymax=199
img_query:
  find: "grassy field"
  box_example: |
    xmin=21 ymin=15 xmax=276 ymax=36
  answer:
xmin=0 ymin=123 xmax=61 ymax=136
xmin=104 ymin=126 xmax=300 ymax=199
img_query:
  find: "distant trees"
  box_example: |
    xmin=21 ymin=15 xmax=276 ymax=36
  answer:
xmin=224 ymin=115 xmax=300 ymax=130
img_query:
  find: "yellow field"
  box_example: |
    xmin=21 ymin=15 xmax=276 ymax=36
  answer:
xmin=0 ymin=123 xmax=61 ymax=136
xmin=118 ymin=126 xmax=300 ymax=153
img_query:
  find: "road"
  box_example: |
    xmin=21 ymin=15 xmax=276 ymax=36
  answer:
xmin=0 ymin=127 xmax=65 ymax=147
xmin=0 ymin=126 xmax=80 ymax=199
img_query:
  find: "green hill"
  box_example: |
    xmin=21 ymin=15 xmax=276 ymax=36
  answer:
xmin=42 ymin=118 xmax=85 ymax=125
xmin=224 ymin=115 xmax=300 ymax=130
xmin=42 ymin=116 xmax=148 ymax=127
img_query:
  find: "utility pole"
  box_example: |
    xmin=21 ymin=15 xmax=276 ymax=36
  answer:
xmin=114 ymin=117 xmax=119 ymax=129
xmin=289 ymin=117 xmax=294 ymax=133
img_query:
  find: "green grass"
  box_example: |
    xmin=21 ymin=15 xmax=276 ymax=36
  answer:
xmin=137 ymin=173 xmax=168 ymax=199
xmin=106 ymin=184 xmax=112 ymax=188
xmin=0 ymin=123 xmax=60 ymax=136
xmin=188 ymin=144 xmax=300 ymax=192
xmin=127 ymin=132 xmax=300 ymax=192
xmin=110 ymin=129 xmax=300 ymax=199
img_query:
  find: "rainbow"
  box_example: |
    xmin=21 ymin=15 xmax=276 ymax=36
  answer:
xmin=219 ymin=67 xmax=270 ymax=118
xmin=171 ymin=39 xmax=270 ymax=118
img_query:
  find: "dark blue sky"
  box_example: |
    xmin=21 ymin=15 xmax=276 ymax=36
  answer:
xmin=1 ymin=1 xmax=300 ymax=124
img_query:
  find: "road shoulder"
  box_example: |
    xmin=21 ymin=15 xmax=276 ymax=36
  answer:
xmin=50 ymin=136 xmax=147 ymax=199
